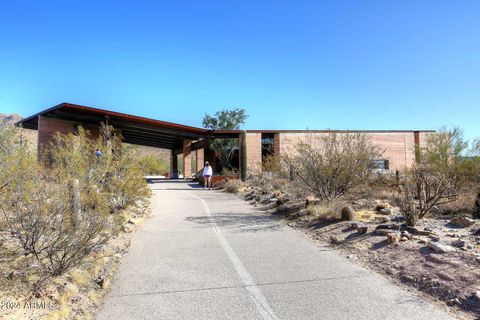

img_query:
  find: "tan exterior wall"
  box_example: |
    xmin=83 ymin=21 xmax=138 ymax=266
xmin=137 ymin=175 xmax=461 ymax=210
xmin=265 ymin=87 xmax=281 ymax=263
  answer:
xmin=183 ymin=140 xmax=192 ymax=178
xmin=196 ymin=148 xmax=204 ymax=174
xmin=246 ymin=132 xmax=262 ymax=176
xmin=246 ymin=131 xmax=429 ymax=175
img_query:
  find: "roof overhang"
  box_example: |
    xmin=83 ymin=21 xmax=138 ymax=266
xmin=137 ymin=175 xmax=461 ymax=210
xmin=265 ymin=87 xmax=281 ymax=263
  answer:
xmin=16 ymin=103 xmax=242 ymax=149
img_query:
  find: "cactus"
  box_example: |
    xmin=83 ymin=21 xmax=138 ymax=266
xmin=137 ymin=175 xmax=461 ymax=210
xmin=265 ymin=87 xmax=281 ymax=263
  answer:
xmin=341 ymin=206 xmax=354 ymax=221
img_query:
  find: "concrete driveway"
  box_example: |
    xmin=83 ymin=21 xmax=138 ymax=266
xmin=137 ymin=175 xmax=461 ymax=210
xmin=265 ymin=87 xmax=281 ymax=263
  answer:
xmin=97 ymin=180 xmax=456 ymax=320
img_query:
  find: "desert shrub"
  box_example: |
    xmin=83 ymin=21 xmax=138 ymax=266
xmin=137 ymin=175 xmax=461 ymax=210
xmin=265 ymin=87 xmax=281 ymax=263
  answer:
xmin=137 ymin=155 xmax=168 ymax=175
xmin=0 ymin=123 xmax=149 ymax=276
xmin=1 ymin=172 xmax=120 ymax=275
xmin=104 ymin=147 xmax=151 ymax=211
xmin=283 ymin=132 xmax=382 ymax=203
xmin=262 ymin=154 xmax=281 ymax=172
xmin=307 ymin=202 xmax=341 ymax=222
xmin=47 ymin=124 xmax=151 ymax=213
xmin=401 ymin=166 xmax=457 ymax=226
xmin=220 ymin=179 xmax=245 ymax=193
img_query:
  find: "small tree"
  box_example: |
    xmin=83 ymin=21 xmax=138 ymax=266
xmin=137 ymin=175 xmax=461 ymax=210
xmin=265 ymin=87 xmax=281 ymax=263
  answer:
xmin=402 ymin=166 xmax=457 ymax=226
xmin=284 ymin=132 xmax=382 ymax=203
xmin=421 ymin=127 xmax=480 ymax=186
xmin=202 ymin=108 xmax=248 ymax=173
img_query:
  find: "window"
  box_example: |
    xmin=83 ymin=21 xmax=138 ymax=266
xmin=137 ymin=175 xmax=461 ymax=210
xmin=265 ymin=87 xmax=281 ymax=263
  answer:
xmin=261 ymin=133 xmax=275 ymax=170
xmin=372 ymin=159 xmax=390 ymax=170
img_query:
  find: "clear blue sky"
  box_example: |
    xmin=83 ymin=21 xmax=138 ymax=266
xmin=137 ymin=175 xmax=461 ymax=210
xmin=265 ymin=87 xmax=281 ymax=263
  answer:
xmin=0 ymin=1 xmax=479 ymax=141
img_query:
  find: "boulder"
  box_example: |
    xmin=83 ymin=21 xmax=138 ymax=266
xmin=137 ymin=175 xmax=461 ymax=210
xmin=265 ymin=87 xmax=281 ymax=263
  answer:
xmin=356 ymin=223 xmax=368 ymax=234
xmin=449 ymin=216 xmax=476 ymax=228
xmin=451 ymin=239 xmax=467 ymax=248
xmin=400 ymin=230 xmax=413 ymax=240
xmin=387 ymin=233 xmax=400 ymax=244
xmin=379 ymin=208 xmax=392 ymax=215
xmin=427 ymin=241 xmax=456 ymax=253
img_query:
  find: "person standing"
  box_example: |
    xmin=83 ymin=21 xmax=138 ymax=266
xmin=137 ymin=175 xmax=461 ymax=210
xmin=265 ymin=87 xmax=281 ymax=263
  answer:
xmin=203 ymin=161 xmax=213 ymax=190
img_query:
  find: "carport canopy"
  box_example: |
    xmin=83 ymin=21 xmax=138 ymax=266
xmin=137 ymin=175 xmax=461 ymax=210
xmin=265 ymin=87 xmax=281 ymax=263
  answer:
xmin=17 ymin=103 xmax=242 ymax=150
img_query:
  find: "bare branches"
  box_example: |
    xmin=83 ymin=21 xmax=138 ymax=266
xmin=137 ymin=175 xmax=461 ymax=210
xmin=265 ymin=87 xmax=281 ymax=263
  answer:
xmin=402 ymin=166 xmax=457 ymax=226
xmin=283 ymin=132 xmax=382 ymax=203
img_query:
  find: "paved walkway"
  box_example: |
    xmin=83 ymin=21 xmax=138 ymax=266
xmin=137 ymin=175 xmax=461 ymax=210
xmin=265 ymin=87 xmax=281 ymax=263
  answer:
xmin=97 ymin=180 xmax=456 ymax=320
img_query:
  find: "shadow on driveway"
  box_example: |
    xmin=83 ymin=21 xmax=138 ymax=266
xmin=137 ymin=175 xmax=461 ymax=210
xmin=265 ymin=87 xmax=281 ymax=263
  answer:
xmin=185 ymin=212 xmax=284 ymax=233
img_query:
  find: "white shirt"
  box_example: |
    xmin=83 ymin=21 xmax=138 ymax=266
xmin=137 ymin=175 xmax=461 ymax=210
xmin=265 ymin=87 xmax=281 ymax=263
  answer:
xmin=203 ymin=165 xmax=213 ymax=176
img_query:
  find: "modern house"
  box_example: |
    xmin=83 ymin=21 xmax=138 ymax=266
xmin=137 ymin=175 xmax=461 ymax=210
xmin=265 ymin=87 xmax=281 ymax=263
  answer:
xmin=17 ymin=103 xmax=433 ymax=179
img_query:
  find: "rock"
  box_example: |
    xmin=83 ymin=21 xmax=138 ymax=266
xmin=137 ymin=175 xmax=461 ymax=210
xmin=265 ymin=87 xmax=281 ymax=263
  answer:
xmin=122 ymin=224 xmax=134 ymax=233
xmin=437 ymin=271 xmax=455 ymax=282
xmin=356 ymin=224 xmax=368 ymax=234
xmin=330 ymin=235 xmax=341 ymax=244
xmin=467 ymin=244 xmax=475 ymax=249
xmin=387 ymin=233 xmax=400 ymax=244
xmin=346 ymin=254 xmax=358 ymax=260
xmin=451 ymin=239 xmax=467 ymax=248
xmin=475 ymin=256 xmax=480 ymax=263
xmin=376 ymin=223 xmax=400 ymax=230
xmin=400 ymin=231 xmax=413 ymax=240
xmin=269 ymin=198 xmax=278 ymax=203
xmin=375 ymin=203 xmax=391 ymax=211
xmin=418 ymin=239 xmax=428 ymax=244
xmin=427 ymin=241 xmax=456 ymax=253
xmin=391 ymin=215 xmax=406 ymax=222
xmin=449 ymin=216 xmax=476 ymax=228
xmin=379 ymin=208 xmax=392 ymax=215
xmin=350 ymin=222 xmax=360 ymax=229
xmin=95 ymin=275 xmax=105 ymax=288
xmin=406 ymin=226 xmax=432 ymax=236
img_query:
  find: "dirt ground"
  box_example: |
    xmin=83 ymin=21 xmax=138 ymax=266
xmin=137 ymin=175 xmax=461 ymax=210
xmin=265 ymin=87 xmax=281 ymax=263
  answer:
xmin=223 ymin=179 xmax=480 ymax=320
